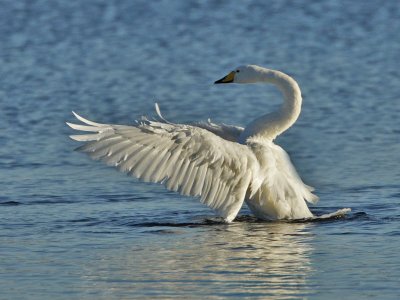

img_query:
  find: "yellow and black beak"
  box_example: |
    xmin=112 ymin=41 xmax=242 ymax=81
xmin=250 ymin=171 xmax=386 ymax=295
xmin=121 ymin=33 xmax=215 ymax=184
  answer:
xmin=214 ymin=71 xmax=235 ymax=84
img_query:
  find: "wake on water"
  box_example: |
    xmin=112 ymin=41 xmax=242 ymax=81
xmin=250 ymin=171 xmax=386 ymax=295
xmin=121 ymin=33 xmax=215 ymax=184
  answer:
xmin=126 ymin=208 xmax=353 ymax=228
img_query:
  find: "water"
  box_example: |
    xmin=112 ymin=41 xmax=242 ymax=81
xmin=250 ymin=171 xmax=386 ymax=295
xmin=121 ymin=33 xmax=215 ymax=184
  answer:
xmin=1 ymin=0 xmax=399 ymax=299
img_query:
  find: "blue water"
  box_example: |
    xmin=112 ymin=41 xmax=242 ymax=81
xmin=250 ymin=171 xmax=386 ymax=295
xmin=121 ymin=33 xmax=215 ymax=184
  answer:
xmin=1 ymin=0 xmax=400 ymax=299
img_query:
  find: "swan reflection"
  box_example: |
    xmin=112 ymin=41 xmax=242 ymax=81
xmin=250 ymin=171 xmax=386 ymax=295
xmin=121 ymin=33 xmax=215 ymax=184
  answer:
xmin=176 ymin=221 xmax=314 ymax=298
xmin=81 ymin=220 xmax=315 ymax=299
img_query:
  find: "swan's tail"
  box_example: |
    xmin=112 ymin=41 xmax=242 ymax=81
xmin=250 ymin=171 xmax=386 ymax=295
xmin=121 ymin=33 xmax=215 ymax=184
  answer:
xmin=313 ymin=208 xmax=351 ymax=220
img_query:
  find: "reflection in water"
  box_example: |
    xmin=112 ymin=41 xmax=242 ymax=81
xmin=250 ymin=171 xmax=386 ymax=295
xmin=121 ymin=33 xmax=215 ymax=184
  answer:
xmin=80 ymin=221 xmax=315 ymax=299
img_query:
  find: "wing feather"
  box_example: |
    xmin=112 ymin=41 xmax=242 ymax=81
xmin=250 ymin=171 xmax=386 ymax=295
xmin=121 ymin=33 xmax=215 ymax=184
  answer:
xmin=192 ymin=119 xmax=244 ymax=142
xmin=67 ymin=112 xmax=257 ymax=221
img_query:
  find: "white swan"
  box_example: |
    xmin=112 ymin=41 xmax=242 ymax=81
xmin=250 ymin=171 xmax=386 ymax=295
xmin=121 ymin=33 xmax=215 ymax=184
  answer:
xmin=67 ymin=65 xmax=321 ymax=222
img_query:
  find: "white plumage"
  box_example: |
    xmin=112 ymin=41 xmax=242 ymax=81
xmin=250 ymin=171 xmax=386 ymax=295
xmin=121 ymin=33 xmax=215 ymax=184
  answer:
xmin=67 ymin=65 xmax=320 ymax=222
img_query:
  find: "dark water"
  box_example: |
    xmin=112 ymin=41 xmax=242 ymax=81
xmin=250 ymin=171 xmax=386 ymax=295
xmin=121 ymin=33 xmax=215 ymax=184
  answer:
xmin=1 ymin=0 xmax=400 ymax=299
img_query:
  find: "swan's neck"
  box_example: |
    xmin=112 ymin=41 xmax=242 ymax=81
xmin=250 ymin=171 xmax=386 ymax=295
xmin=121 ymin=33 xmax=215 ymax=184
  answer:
xmin=242 ymin=69 xmax=302 ymax=141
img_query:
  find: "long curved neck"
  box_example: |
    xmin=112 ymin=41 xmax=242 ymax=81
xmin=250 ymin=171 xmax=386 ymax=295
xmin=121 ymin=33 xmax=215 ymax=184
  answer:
xmin=242 ymin=69 xmax=302 ymax=142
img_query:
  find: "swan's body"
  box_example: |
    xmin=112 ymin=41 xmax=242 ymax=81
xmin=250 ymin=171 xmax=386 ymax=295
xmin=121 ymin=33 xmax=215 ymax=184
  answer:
xmin=67 ymin=65 xmax=319 ymax=222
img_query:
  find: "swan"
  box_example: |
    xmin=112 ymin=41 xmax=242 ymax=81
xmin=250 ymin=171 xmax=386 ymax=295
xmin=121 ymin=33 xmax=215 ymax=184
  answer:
xmin=67 ymin=65 xmax=323 ymax=222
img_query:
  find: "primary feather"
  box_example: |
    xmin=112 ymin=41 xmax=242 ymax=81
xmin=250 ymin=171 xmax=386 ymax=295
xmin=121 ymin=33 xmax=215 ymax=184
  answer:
xmin=68 ymin=110 xmax=257 ymax=222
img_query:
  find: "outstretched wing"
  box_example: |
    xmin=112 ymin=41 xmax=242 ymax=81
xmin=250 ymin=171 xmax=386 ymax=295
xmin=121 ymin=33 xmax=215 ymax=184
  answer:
xmin=191 ymin=119 xmax=244 ymax=142
xmin=67 ymin=112 xmax=257 ymax=222
xmin=155 ymin=102 xmax=244 ymax=142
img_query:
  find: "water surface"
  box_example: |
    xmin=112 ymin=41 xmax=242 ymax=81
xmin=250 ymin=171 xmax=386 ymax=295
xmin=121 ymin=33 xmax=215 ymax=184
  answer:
xmin=1 ymin=0 xmax=399 ymax=299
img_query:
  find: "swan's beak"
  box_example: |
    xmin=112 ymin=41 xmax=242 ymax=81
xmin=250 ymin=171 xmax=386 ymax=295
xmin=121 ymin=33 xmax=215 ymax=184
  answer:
xmin=214 ymin=71 xmax=235 ymax=84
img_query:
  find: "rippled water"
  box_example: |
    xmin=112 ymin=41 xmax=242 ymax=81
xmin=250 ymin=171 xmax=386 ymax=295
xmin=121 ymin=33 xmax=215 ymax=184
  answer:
xmin=1 ymin=0 xmax=400 ymax=299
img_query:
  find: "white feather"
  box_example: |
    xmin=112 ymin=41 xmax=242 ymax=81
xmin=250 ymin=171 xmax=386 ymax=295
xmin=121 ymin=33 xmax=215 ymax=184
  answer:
xmin=67 ymin=65 xmax=330 ymax=222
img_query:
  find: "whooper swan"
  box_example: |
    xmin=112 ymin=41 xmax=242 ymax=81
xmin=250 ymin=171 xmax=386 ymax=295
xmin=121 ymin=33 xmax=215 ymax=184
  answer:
xmin=68 ymin=65 xmax=328 ymax=222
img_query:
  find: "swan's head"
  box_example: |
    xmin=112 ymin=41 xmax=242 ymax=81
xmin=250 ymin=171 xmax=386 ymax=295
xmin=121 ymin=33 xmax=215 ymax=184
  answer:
xmin=214 ymin=65 xmax=266 ymax=84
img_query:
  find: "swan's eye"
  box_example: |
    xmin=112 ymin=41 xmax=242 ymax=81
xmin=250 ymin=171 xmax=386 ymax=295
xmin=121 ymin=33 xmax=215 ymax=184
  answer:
xmin=236 ymin=70 xmax=240 ymax=73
